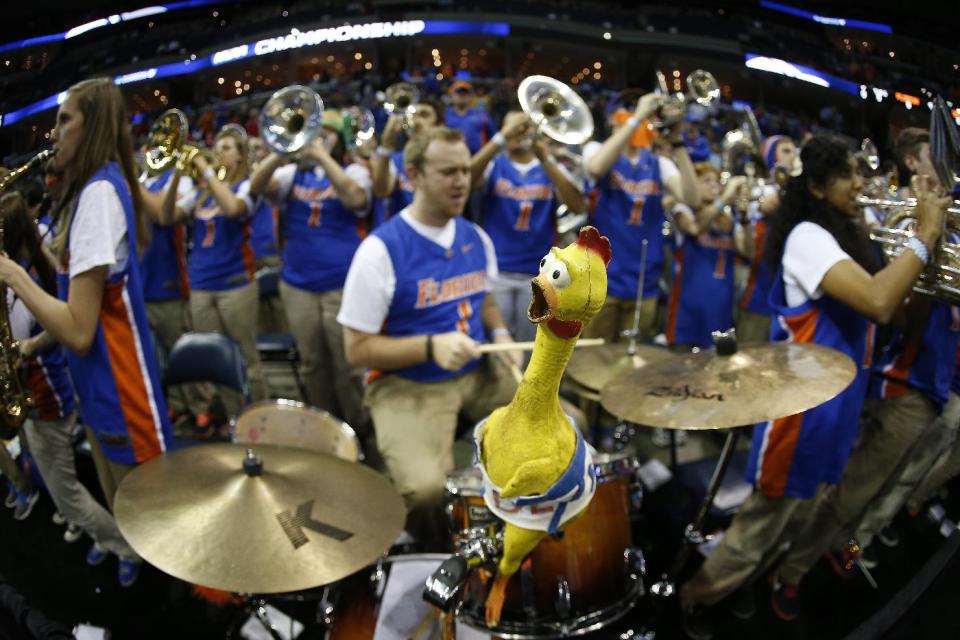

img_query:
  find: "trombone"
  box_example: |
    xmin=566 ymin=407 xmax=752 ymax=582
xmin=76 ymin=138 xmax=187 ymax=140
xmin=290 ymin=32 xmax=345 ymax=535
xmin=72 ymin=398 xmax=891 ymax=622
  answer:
xmin=650 ymin=69 xmax=720 ymax=129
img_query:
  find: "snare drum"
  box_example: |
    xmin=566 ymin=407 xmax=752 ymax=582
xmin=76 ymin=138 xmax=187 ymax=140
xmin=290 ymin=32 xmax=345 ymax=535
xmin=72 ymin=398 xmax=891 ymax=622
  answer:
xmin=232 ymin=399 xmax=361 ymax=462
xmin=445 ymin=450 xmax=643 ymax=638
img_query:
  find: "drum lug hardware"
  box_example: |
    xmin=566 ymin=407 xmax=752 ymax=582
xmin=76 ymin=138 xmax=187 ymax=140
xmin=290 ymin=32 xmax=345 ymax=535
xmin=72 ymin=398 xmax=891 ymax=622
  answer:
xmin=611 ymin=422 xmax=637 ymax=452
xmin=683 ymin=523 xmax=705 ymax=545
xmin=423 ymin=555 xmax=469 ymax=612
xmin=371 ymin=556 xmax=387 ymax=599
xmin=625 ymin=547 xmax=647 ymax=578
xmin=619 ymin=628 xmax=657 ymax=640
xmin=649 ymin=574 xmax=675 ymax=598
xmin=316 ymin=587 xmax=335 ymax=627
xmin=554 ymin=577 xmax=572 ymax=619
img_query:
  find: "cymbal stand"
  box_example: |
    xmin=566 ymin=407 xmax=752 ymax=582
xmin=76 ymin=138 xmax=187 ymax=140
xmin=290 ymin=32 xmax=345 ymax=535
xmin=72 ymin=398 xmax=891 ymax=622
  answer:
xmin=623 ymin=239 xmax=649 ymax=356
xmin=226 ymin=596 xmax=286 ymax=640
xmin=650 ymin=329 xmax=741 ymax=598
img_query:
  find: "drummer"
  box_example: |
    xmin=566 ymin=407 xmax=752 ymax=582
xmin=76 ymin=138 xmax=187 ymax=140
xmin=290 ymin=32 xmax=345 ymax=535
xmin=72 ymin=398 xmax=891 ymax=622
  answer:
xmin=680 ymin=136 xmax=948 ymax=634
xmin=338 ymin=127 xmax=518 ymax=547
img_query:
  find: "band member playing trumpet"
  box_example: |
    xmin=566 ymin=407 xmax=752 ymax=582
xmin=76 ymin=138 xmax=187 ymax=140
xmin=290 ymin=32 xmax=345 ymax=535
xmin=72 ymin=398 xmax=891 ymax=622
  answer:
xmin=159 ymin=126 xmax=269 ymax=418
xmin=680 ymin=136 xmax=948 ymax=633
xmin=470 ymin=110 xmax=585 ymax=342
xmin=582 ymin=93 xmax=700 ymax=343
xmin=666 ymin=165 xmax=745 ymax=348
xmin=446 ymin=81 xmax=495 ymax=155
xmin=371 ymin=98 xmax=444 ymax=222
xmin=249 ymin=110 xmax=371 ymax=429
xmin=0 ymin=78 xmax=175 ymax=586
xmin=338 ymin=127 xmax=517 ymax=547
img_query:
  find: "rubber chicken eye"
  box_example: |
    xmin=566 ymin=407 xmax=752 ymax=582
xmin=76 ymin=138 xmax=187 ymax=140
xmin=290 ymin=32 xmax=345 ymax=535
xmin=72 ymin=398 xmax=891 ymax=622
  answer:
xmin=539 ymin=253 xmax=555 ymax=273
xmin=551 ymin=262 xmax=572 ymax=289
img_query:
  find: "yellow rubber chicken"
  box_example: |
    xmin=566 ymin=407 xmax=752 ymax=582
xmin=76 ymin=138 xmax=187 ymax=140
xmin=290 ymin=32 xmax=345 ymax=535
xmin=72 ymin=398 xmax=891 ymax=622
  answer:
xmin=475 ymin=226 xmax=611 ymax=626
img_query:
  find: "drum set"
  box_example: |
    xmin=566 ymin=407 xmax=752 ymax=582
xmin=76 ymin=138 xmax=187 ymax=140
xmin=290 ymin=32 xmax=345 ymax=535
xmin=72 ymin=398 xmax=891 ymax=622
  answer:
xmin=111 ymin=324 xmax=858 ymax=639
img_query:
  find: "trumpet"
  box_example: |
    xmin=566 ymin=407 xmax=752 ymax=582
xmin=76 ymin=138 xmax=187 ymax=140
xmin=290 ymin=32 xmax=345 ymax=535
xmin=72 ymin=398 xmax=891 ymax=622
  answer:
xmin=145 ymin=109 xmax=224 ymax=181
xmin=650 ymin=69 xmax=720 ymax=129
xmin=260 ymin=84 xmax=324 ymax=155
xmin=863 ymin=195 xmax=960 ymax=303
xmin=384 ymin=82 xmax=419 ymax=129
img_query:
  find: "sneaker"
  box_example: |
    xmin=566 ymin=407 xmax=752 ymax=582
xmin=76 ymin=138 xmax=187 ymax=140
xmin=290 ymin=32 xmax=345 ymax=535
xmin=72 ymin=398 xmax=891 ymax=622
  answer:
xmin=118 ymin=559 xmax=141 ymax=587
xmin=64 ymin=523 xmax=82 ymax=543
xmin=877 ymin=525 xmax=900 ymax=548
xmin=681 ymin=606 xmax=714 ymax=640
xmin=52 ymin=511 xmax=66 ymax=526
xmin=859 ymin=544 xmax=879 ymax=569
xmin=729 ymin=586 xmax=756 ymax=620
xmin=4 ymin=485 xmax=16 ymax=509
xmin=12 ymin=489 xmax=38 ymax=521
xmin=769 ymin=576 xmax=800 ymax=621
xmin=86 ymin=544 xmax=108 ymax=566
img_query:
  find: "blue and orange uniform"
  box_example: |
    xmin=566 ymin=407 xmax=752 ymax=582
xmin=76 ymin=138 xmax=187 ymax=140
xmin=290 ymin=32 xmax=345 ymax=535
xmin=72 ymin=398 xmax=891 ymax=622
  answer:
xmin=666 ymin=223 xmax=737 ymax=347
xmin=189 ymin=182 xmax=257 ymax=291
xmin=281 ymin=168 xmax=367 ymax=293
xmin=872 ymin=302 xmax=960 ymax=411
xmin=382 ymin=151 xmax=414 ymax=223
xmin=741 ymin=212 xmax=774 ymax=317
xmin=140 ymin=170 xmax=189 ymax=302
xmin=746 ymin=270 xmax=873 ymax=498
xmin=482 ymin=155 xmax=557 ymax=276
xmin=58 ymin=162 xmax=172 ymax=464
xmin=445 ymin=106 xmax=495 ymax=155
xmin=250 ymin=199 xmax=280 ymax=266
xmin=589 ymin=148 xmax=664 ymax=301
xmin=374 ymin=215 xmax=488 ymax=382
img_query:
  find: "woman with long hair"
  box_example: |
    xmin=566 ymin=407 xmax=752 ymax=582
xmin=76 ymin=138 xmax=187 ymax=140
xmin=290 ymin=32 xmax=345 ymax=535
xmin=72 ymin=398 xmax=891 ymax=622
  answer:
xmin=0 ymin=78 xmax=174 ymax=586
xmin=679 ymin=135 xmax=949 ymax=635
xmin=159 ymin=125 xmax=269 ymax=421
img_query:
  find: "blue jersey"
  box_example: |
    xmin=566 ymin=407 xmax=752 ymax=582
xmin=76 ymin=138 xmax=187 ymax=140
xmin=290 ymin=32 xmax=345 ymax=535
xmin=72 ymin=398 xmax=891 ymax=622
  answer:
xmin=872 ymin=302 xmax=960 ymax=410
xmin=281 ymin=167 xmax=366 ymax=292
xmin=666 ymin=224 xmax=736 ymax=347
xmin=746 ymin=267 xmax=873 ymax=499
xmin=188 ymin=181 xmax=256 ymax=291
xmin=482 ymin=155 xmax=557 ymax=276
xmin=741 ymin=216 xmax=774 ymax=315
xmin=385 ymin=151 xmax=414 ymax=221
xmin=57 ymin=162 xmax=172 ymax=464
xmin=250 ymin=199 xmax=279 ymax=260
xmin=374 ymin=216 xmax=488 ymax=382
xmin=140 ymin=170 xmax=189 ymax=301
xmin=445 ymin=106 xmax=494 ymax=154
xmin=590 ymin=150 xmax=665 ymax=300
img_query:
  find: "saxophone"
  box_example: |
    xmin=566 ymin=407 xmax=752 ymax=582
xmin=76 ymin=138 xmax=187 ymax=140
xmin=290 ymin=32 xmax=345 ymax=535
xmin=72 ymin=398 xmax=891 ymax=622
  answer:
xmin=0 ymin=149 xmax=53 ymax=430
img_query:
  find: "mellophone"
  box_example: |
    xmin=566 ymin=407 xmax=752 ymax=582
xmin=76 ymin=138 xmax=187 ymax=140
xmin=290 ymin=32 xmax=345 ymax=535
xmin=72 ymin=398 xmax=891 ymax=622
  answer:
xmin=112 ymin=328 xmax=858 ymax=639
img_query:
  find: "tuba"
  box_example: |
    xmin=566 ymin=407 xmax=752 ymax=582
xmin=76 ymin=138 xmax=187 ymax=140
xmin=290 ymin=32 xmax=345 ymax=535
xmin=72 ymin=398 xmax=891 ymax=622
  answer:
xmin=865 ymin=195 xmax=960 ymax=303
xmin=650 ymin=69 xmax=720 ymax=129
xmin=0 ymin=150 xmax=50 ymax=431
xmin=259 ymin=85 xmax=324 ymax=155
xmin=517 ymin=75 xmax=594 ymax=146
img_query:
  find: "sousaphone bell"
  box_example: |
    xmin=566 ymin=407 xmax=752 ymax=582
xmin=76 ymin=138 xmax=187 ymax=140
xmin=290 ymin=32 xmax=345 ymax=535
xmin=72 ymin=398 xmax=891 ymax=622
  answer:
xmin=518 ymin=75 xmax=594 ymax=146
xmin=260 ymin=84 xmax=324 ymax=155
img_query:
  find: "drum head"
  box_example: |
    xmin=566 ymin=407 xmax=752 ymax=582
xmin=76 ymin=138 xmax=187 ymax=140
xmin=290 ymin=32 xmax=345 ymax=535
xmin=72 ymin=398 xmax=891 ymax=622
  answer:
xmin=233 ymin=399 xmax=361 ymax=462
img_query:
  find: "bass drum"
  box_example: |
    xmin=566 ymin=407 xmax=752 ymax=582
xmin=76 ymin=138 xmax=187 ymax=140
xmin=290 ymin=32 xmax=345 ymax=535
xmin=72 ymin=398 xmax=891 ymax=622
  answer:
xmin=232 ymin=399 xmax=361 ymax=462
xmin=325 ymin=554 xmax=489 ymax=640
xmin=445 ymin=450 xmax=644 ymax=638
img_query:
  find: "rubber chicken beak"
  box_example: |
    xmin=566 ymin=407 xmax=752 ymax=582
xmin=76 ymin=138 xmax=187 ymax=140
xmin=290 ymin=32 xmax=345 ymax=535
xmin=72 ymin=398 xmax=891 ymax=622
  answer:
xmin=528 ymin=275 xmax=557 ymax=324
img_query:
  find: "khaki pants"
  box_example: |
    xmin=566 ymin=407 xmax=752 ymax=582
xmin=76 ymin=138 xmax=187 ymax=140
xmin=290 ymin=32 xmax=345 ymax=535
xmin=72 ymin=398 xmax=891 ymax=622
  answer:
xmin=279 ymin=282 xmax=367 ymax=431
xmin=85 ymin=426 xmax=136 ymax=511
xmin=583 ymin=295 xmax=658 ymax=343
xmin=907 ymin=391 xmax=960 ymax=512
xmin=190 ymin=282 xmax=269 ymax=416
xmin=680 ymin=488 xmax=822 ymax=607
xmin=365 ymin=358 xmax=517 ymax=546
xmin=777 ymin=391 xmax=935 ymax=583
xmin=0 ymin=437 xmax=28 ymax=494
xmin=146 ymin=298 xmax=209 ymax=420
xmin=736 ymin=309 xmax=772 ymax=344
xmin=489 ymin=272 xmax=537 ymax=344
xmin=26 ymin=414 xmax=136 ymax=559
xmin=256 ymin=255 xmax=289 ymax=334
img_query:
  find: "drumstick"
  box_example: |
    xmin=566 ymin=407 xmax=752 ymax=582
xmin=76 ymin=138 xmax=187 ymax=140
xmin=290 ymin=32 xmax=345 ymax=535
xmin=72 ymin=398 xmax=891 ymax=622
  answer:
xmin=479 ymin=337 xmax=605 ymax=353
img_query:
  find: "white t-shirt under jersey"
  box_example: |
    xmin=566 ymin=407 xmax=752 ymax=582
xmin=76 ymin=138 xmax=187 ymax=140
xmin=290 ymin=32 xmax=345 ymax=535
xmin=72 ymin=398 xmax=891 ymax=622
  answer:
xmin=68 ymin=181 xmax=129 ymax=279
xmin=782 ymin=222 xmax=852 ymax=307
xmin=337 ymin=209 xmax=499 ymax=334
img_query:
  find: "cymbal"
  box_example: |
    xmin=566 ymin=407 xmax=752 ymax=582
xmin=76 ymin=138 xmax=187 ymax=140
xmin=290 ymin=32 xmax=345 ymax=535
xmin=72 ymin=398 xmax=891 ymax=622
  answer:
xmin=114 ymin=443 xmax=405 ymax=594
xmin=566 ymin=342 xmax=673 ymax=392
xmin=600 ymin=343 xmax=856 ymax=430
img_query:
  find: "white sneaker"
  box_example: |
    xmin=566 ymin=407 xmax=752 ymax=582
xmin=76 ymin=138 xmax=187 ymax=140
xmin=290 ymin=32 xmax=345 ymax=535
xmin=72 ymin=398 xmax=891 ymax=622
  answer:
xmin=52 ymin=511 xmax=66 ymax=526
xmin=64 ymin=523 xmax=82 ymax=543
